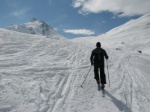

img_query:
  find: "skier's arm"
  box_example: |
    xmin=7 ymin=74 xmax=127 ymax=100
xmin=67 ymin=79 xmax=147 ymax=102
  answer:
xmin=90 ymin=51 xmax=94 ymax=65
xmin=104 ymin=50 xmax=109 ymax=60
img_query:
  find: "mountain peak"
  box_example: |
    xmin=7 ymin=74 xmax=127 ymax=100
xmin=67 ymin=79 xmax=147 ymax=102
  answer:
xmin=30 ymin=18 xmax=38 ymax=22
xmin=29 ymin=18 xmax=47 ymax=26
xmin=6 ymin=18 xmax=65 ymax=40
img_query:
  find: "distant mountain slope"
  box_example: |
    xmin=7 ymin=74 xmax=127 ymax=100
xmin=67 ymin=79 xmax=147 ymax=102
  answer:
xmin=73 ymin=13 xmax=150 ymax=48
xmin=6 ymin=18 xmax=65 ymax=40
xmin=105 ymin=13 xmax=150 ymax=37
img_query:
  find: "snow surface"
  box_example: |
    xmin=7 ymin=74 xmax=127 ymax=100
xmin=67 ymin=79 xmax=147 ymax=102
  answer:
xmin=0 ymin=13 xmax=150 ymax=112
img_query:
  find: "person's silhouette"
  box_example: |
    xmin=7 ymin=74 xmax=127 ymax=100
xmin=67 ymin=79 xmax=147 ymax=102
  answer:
xmin=90 ymin=42 xmax=109 ymax=89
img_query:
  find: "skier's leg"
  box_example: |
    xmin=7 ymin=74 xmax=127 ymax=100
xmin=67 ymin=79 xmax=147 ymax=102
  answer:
xmin=100 ymin=64 xmax=106 ymax=85
xmin=94 ymin=64 xmax=99 ymax=84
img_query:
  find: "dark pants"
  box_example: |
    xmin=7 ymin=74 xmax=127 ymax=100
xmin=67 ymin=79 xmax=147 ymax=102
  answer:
xmin=94 ymin=63 xmax=106 ymax=84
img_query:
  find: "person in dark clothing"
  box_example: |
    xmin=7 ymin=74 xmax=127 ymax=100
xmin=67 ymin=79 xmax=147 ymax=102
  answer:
xmin=90 ymin=42 xmax=109 ymax=89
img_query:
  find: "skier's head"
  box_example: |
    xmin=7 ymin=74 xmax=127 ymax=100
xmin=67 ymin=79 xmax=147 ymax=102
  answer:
xmin=96 ymin=42 xmax=101 ymax=48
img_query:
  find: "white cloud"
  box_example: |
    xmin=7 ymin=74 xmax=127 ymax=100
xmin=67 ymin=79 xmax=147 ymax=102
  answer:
xmin=72 ymin=0 xmax=85 ymax=8
xmin=12 ymin=8 xmax=30 ymax=17
xmin=102 ymin=21 xmax=106 ymax=23
xmin=72 ymin=0 xmax=150 ymax=17
xmin=64 ymin=29 xmax=95 ymax=35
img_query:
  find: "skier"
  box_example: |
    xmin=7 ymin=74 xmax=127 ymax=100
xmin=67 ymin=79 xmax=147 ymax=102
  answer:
xmin=90 ymin=42 xmax=109 ymax=89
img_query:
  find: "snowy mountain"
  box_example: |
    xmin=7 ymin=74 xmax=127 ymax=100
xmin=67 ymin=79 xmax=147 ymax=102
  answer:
xmin=0 ymin=13 xmax=150 ymax=112
xmin=73 ymin=13 xmax=150 ymax=47
xmin=6 ymin=18 xmax=65 ymax=40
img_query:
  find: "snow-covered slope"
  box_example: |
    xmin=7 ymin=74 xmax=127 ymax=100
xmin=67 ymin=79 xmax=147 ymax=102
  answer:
xmin=0 ymin=13 xmax=150 ymax=112
xmin=6 ymin=18 xmax=65 ymax=40
xmin=0 ymin=28 xmax=91 ymax=112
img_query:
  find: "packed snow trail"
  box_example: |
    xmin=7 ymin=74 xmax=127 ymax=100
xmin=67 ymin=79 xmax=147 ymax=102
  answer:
xmin=68 ymin=41 xmax=150 ymax=112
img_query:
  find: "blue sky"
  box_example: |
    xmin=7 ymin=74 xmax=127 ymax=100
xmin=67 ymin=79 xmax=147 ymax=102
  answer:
xmin=0 ymin=0 xmax=150 ymax=38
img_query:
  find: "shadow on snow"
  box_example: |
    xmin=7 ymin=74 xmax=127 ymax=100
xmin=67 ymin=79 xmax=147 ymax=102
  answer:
xmin=104 ymin=90 xmax=132 ymax=112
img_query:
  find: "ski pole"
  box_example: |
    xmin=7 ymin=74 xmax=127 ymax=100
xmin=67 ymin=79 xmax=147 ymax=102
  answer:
xmin=81 ymin=66 xmax=92 ymax=87
xmin=106 ymin=60 xmax=110 ymax=87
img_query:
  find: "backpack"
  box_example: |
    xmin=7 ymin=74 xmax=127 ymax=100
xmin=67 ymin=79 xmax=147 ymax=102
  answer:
xmin=94 ymin=48 xmax=103 ymax=62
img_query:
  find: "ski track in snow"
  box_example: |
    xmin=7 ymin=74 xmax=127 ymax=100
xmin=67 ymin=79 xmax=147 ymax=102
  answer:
xmin=0 ymin=29 xmax=92 ymax=112
xmin=0 ymin=14 xmax=150 ymax=112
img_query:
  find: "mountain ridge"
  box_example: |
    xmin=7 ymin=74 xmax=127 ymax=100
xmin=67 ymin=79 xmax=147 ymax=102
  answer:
xmin=6 ymin=18 xmax=65 ymax=40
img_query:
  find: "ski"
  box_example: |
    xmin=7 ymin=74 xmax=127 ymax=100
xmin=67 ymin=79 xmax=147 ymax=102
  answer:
xmin=97 ymin=84 xmax=105 ymax=97
xmin=101 ymin=88 xmax=105 ymax=97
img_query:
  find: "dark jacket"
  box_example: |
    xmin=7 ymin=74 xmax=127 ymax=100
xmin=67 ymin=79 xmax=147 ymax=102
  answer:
xmin=90 ymin=47 xmax=108 ymax=65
